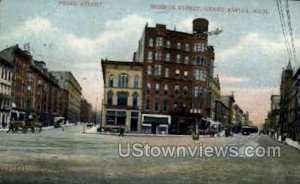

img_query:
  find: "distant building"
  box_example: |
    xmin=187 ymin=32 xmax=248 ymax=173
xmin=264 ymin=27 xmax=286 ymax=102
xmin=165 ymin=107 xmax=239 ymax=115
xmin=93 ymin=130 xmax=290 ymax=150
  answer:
xmin=50 ymin=71 xmax=82 ymax=123
xmin=220 ymin=95 xmax=235 ymax=125
xmin=101 ymin=59 xmax=143 ymax=133
xmin=0 ymin=56 xmax=13 ymax=128
xmin=80 ymin=98 xmax=92 ymax=123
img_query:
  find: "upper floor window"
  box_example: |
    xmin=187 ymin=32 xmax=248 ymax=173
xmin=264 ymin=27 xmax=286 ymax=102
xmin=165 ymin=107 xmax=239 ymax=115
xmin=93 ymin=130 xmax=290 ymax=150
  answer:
xmin=165 ymin=67 xmax=169 ymax=78
xmin=118 ymin=74 xmax=129 ymax=88
xmin=185 ymin=43 xmax=190 ymax=51
xmin=184 ymin=56 xmax=189 ymax=64
xmin=146 ymin=82 xmax=151 ymax=95
xmin=117 ymin=92 xmax=128 ymax=106
xmin=155 ymin=83 xmax=160 ymax=95
xmin=163 ymin=99 xmax=168 ymax=112
xmin=108 ymin=74 xmax=114 ymax=87
xmin=145 ymin=99 xmax=150 ymax=110
xmin=193 ymin=87 xmax=199 ymax=97
xmin=174 ymin=85 xmax=179 ymax=96
xmin=147 ymin=65 xmax=152 ymax=75
xmin=149 ymin=38 xmax=154 ymax=47
xmin=132 ymin=92 xmax=138 ymax=108
xmin=176 ymin=55 xmax=181 ymax=63
xmin=148 ymin=51 xmax=153 ymax=61
xmin=164 ymin=84 xmax=168 ymax=96
xmin=154 ymin=65 xmax=161 ymax=76
xmin=165 ymin=53 xmax=170 ymax=62
xmin=183 ymin=86 xmax=188 ymax=97
xmin=156 ymin=37 xmax=163 ymax=47
xmin=193 ymin=70 xmax=206 ymax=81
xmin=154 ymin=99 xmax=159 ymax=111
xmin=155 ymin=51 xmax=162 ymax=61
xmin=193 ymin=43 xmax=206 ymax=52
xmin=133 ymin=75 xmax=139 ymax=88
xmin=176 ymin=42 xmax=181 ymax=49
xmin=166 ymin=40 xmax=171 ymax=48
xmin=107 ymin=91 xmax=113 ymax=105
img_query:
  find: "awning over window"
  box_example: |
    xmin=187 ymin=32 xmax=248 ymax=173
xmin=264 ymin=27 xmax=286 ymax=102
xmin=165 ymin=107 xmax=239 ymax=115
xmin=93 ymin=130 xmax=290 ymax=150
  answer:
xmin=143 ymin=116 xmax=168 ymax=125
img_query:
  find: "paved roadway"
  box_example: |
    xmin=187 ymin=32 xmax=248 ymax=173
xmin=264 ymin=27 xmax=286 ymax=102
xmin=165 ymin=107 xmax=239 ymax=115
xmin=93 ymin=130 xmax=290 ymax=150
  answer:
xmin=0 ymin=125 xmax=299 ymax=184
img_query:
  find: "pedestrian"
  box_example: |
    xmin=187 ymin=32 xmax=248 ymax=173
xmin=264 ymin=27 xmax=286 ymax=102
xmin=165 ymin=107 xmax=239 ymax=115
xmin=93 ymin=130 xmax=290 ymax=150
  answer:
xmin=39 ymin=122 xmax=43 ymax=133
xmin=7 ymin=123 xmax=14 ymax=133
xmin=119 ymin=126 xmax=124 ymax=137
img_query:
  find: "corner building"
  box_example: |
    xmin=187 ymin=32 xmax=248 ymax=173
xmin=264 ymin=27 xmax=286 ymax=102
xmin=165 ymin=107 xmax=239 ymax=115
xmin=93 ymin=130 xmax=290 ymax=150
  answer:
xmin=135 ymin=18 xmax=215 ymax=134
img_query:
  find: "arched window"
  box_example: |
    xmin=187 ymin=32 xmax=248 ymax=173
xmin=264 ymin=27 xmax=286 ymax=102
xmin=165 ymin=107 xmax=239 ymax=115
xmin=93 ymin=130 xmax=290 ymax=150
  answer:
xmin=107 ymin=91 xmax=113 ymax=105
xmin=183 ymin=86 xmax=188 ymax=97
xmin=108 ymin=75 xmax=114 ymax=87
xmin=118 ymin=73 xmax=129 ymax=88
xmin=149 ymin=38 xmax=153 ymax=47
xmin=132 ymin=92 xmax=138 ymax=109
xmin=133 ymin=75 xmax=139 ymax=88
xmin=117 ymin=92 xmax=128 ymax=106
xmin=164 ymin=84 xmax=168 ymax=96
xmin=174 ymin=85 xmax=179 ymax=96
xmin=146 ymin=82 xmax=151 ymax=95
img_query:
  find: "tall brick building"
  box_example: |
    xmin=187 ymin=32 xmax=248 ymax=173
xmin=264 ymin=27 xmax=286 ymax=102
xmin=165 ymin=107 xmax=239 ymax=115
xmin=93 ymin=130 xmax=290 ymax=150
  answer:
xmin=135 ymin=18 xmax=215 ymax=134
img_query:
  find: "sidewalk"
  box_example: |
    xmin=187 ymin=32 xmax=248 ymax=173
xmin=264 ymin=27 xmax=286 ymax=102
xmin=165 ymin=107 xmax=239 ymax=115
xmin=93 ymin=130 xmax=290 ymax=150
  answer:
xmin=84 ymin=126 xmax=226 ymax=138
xmin=0 ymin=123 xmax=74 ymax=132
xmin=272 ymin=135 xmax=300 ymax=150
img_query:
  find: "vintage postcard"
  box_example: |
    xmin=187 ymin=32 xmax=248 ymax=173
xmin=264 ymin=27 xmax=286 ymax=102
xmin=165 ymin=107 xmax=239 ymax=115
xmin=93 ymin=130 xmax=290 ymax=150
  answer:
xmin=0 ymin=0 xmax=299 ymax=183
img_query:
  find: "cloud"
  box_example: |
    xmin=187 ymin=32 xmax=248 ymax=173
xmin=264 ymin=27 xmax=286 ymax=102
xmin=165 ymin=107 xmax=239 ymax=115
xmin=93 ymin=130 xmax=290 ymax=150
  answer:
xmin=220 ymin=75 xmax=249 ymax=84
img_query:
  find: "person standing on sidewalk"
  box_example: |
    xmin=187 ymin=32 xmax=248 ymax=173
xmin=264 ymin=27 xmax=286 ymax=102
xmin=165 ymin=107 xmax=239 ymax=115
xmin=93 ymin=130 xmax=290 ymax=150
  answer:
xmin=7 ymin=123 xmax=14 ymax=133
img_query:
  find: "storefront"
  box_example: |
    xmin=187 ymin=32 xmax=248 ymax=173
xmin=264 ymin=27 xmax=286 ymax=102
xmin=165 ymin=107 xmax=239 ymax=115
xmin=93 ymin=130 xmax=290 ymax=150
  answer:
xmin=142 ymin=114 xmax=170 ymax=134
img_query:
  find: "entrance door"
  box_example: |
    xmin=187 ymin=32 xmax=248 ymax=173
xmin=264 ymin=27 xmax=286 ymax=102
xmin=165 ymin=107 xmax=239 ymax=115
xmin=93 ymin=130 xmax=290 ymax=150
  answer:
xmin=151 ymin=124 xmax=157 ymax=134
xmin=130 ymin=119 xmax=138 ymax=132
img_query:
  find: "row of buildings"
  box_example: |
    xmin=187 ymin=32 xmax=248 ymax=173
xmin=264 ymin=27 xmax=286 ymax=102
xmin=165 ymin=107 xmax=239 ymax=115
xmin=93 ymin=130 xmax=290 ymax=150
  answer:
xmin=101 ymin=18 xmax=251 ymax=134
xmin=265 ymin=61 xmax=300 ymax=142
xmin=0 ymin=45 xmax=92 ymax=127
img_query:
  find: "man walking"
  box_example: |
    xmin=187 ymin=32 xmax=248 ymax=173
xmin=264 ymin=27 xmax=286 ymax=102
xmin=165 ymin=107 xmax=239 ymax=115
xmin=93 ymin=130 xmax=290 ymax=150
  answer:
xmin=7 ymin=123 xmax=14 ymax=133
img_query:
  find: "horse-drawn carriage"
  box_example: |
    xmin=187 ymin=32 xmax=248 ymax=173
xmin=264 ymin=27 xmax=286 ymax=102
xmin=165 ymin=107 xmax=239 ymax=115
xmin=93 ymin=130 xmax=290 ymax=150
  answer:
xmin=10 ymin=119 xmax=37 ymax=133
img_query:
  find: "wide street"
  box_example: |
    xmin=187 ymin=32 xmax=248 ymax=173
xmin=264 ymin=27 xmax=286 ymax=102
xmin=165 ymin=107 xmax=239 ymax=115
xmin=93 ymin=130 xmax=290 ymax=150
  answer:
xmin=0 ymin=125 xmax=299 ymax=184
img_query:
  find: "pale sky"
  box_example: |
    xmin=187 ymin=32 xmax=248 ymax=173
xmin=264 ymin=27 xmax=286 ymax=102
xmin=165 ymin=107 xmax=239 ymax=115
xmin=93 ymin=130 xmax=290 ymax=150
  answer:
xmin=0 ymin=0 xmax=299 ymax=126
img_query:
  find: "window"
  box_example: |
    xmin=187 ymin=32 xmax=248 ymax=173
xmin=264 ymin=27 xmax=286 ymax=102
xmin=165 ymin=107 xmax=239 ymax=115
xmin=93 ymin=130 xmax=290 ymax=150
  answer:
xmin=107 ymin=91 xmax=113 ymax=105
xmin=118 ymin=74 xmax=129 ymax=88
xmin=175 ymin=69 xmax=180 ymax=75
xmin=163 ymin=100 xmax=168 ymax=112
xmin=166 ymin=40 xmax=171 ymax=48
xmin=155 ymin=83 xmax=160 ymax=95
xmin=147 ymin=65 xmax=152 ymax=75
xmin=155 ymin=51 xmax=162 ymax=61
xmin=193 ymin=70 xmax=206 ymax=81
xmin=165 ymin=53 xmax=170 ymax=62
xmin=176 ymin=55 xmax=181 ymax=63
xmin=185 ymin=43 xmax=190 ymax=51
xmin=154 ymin=65 xmax=161 ymax=76
xmin=133 ymin=75 xmax=139 ymax=88
xmin=117 ymin=92 xmax=128 ymax=106
xmin=193 ymin=43 xmax=206 ymax=52
xmin=194 ymin=87 xmax=198 ymax=97
xmin=117 ymin=111 xmax=126 ymax=125
xmin=106 ymin=111 xmax=115 ymax=125
xmin=149 ymin=38 xmax=153 ymax=47
xmin=145 ymin=99 xmax=150 ymax=110
xmin=154 ymin=99 xmax=159 ymax=111
xmin=156 ymin=37 xmax=163 ymax=47
xmin=184 ymin=71 xmax=188 ymax=77
xmin=165 ymin=68 xmax=169 ymax=78
xmin=176 ymin=42 xmax=181 ymax=49
xmin=146 ymin=82 xmax=151 ymax=95
xmin=164 ymin=84 xmax=168 ymax=96
xmin=148 ymin=51 xmax=153 ymax=61
xmin=184 ymin=56 xmax=189 ymax=64
xmin=173 ymin=101 xmax=178 ymax=112
xmin=174 ymin=85 xmax=179 ymax=96
xmin=183 ymin=86 xmax=188 ymax=97
xmin=132 ymin=93 xmax=138 ymax=108
xmin=108 ymin=75 xmax=114 ymax=87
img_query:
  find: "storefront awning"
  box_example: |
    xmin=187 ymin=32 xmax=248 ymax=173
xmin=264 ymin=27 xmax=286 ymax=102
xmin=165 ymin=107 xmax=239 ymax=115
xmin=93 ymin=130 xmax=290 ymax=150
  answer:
xmin=143 ymin=117 xmax=169 ymax=125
